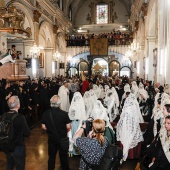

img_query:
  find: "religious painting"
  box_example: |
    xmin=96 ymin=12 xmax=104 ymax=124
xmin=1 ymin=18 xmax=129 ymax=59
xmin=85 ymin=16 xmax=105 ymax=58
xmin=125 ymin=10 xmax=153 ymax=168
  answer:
xmin=59 ymin=62 xmax=65 ymax=69
xmin=39 ymin=53 xmax=44 ymax=68
xmin=96 ymin=4 xmax=108 ymax=24
xmin=134 ymin=61 xmax=137 ymax=68
xmin=153 ymin=48 xmax=157 ymax=67
xmin=90 ymin=38 xmax=108 ymax=55
xmin=153 ymin=48 xmax=158 ymax=83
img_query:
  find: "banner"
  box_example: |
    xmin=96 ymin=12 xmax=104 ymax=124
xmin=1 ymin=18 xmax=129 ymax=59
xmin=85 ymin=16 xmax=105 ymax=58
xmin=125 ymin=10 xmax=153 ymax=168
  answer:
xmin=90 ymin=38 xmax=108 ymax=55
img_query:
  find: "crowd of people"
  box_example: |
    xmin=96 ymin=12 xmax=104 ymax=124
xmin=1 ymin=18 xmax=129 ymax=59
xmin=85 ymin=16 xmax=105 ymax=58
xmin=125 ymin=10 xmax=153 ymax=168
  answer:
xmin=66 ymin=31 xmax=132 ymax=47
xmin=0 ymin=74 xmax=170 ymax=170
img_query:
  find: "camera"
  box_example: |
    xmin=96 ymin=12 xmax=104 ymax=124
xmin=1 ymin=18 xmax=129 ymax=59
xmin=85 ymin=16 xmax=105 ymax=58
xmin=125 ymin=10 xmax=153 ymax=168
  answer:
xmin=82 ymin=119 xmax=93 ymax=136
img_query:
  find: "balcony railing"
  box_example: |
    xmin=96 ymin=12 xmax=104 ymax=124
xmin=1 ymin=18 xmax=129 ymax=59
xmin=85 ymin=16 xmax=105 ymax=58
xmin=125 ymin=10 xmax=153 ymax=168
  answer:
xmin=66 ymin=38 xmax=133 ymax=47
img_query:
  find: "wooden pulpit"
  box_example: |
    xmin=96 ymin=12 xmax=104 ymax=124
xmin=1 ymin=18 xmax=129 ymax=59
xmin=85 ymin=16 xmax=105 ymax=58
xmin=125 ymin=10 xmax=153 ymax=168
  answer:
xmin=0 ymin=60 xmax=28 ymax=81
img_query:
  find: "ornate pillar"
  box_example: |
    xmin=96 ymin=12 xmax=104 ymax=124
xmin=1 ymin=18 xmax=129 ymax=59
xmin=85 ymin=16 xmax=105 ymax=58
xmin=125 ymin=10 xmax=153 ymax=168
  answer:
xmin=53 ymin=24 xmax=58 ymax=76
xmin=146 ymin=36 xmax=156 ymax=81
xmin=0 ymin=0 xmax=5 ymax=7
xmin=165 ymin=0 xmax=170 ymax=84
xmin=33 ymin=10 xmax=41 ymax=45
xmin=22 ymin=40 xmax=35 ymax=77
xmin=44 ymin=48 xmax=53 ymax=77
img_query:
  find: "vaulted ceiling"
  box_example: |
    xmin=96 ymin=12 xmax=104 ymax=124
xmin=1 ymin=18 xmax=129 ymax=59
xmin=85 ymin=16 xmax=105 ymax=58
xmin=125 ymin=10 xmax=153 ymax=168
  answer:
xmin=69 ymin=0 xmax=134 ymax=19
xmin=68 ymin=0 xmax=135 ymax=34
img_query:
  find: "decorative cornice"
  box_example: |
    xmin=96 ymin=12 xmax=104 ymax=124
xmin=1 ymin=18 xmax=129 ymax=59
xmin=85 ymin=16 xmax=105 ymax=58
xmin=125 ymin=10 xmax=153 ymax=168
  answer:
xmin=129 ymin=0 xmax=148 ymax=32
xmin=53 ymin=25 xmax=58 ymax=34
xmin=33 ymin=10 xmax=41 ymax=23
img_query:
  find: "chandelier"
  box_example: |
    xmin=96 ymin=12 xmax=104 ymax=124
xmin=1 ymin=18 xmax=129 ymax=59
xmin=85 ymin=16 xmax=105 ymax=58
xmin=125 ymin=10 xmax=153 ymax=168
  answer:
xmin=30 ymin=44 xmax=43 ymax=58
xmin=67 ymin=55 xmax=72 ymax=62
xmin=130 ymin=40 xmax=140 ymax=52
xmin=125 ymin=50 xmax=133 ymax=58
xmin=53 ymin=51 xmax=61 ymax=61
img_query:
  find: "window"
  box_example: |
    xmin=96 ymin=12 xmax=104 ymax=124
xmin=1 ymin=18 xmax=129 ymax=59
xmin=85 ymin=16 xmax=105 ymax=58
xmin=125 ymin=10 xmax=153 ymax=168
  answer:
xmin=69 ymin=6 xmax=72 ymax=21
xmin=58 ymin=0 xmax=63 ymax=10
xmin=137 ymin=61 xmax=140 ymax=75
xmin=145 ymin=58 xmax=149 ymax=75
xmin=96 ymin=4 xmax=108 ymax=24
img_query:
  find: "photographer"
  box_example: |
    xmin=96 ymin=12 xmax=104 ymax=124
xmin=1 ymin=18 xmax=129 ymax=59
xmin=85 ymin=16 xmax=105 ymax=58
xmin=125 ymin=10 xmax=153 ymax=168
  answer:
xmin=73 ymin=119 xmax=109 ymax=169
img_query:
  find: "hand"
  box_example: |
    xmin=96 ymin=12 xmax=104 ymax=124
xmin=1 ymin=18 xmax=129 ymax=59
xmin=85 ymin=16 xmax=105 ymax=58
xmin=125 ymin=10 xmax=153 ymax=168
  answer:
xmin=152 ymin=157 xmax=155 ymax=163
xmin=82 ymin=122 xmax=86 ymax=129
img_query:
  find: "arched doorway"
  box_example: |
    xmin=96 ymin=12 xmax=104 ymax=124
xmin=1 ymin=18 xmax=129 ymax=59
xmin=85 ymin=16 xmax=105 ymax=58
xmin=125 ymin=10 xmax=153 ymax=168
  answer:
xmin=78 ymin=61 xmax=89 ymax=76
xmin=120 ymin=66 xmax=132 ymax=77
xmin=109 ymin=60 xmax=120 ymax=76
xmin=92 ymin=58 xmax=108 ymax=76
xmin=67 ymin=67 xmax=78 ymax=77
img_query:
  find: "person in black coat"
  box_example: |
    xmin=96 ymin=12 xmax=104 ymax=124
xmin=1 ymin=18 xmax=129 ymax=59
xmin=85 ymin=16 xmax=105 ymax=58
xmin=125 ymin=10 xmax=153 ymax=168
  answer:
xmin=39 ymin=83 xmax=50 ymax=112
xmin=3 ymin=95 xmax=30 ymax=170
xmin=42 ymin=95 xmax=71 ymax=170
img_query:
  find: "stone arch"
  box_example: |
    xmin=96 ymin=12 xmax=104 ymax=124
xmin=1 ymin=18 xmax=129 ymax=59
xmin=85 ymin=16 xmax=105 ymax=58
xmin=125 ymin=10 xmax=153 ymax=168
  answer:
xmin=39 ymin=21 xmax=54 ymax=48
xmin=7 ymin=1 xmax=34 ymax=39
xmin=57 ymin=32 xmax=66 ymax=52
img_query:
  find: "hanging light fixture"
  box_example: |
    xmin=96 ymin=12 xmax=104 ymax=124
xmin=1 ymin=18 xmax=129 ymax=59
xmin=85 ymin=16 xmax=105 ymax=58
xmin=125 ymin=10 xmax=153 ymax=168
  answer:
xmin=130 ymin=39 xmax=140 ymax=52
xmin=53 ymin=51 xmax=61 ymax=61
xmin=30 ymin=43 xmax=44 ymax=58
xmin=30 ymin=43 xmax=44 ymax=78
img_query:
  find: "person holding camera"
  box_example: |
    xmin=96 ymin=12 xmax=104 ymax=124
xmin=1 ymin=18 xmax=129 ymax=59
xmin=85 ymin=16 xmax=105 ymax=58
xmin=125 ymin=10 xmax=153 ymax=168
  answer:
xmin=73 ymin=119 xmax=109 ymax=169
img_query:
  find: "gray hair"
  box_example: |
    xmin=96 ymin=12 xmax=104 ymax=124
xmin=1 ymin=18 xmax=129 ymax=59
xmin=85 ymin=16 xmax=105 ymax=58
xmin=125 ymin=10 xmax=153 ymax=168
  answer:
xmin=50 ymin=95 xmax=61 ymax=108
xmin=7 ymin=96 xmax=20 ymax=109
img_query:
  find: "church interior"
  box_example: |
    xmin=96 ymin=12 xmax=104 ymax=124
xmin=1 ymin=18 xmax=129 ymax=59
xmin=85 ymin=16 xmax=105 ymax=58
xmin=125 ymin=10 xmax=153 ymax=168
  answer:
xmin=0 ymin=0 xmax=170 ymax=170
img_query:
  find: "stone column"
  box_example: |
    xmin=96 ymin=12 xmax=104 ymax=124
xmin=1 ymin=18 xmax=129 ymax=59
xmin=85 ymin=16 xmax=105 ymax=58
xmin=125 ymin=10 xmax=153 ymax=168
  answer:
xmin=0 ymin=33 xmax=7 ymax=58
xmin=53 ymin=25 xmax=59 ymax=76
xmin=44 ymin=48 xmax=53 ymax=77
xmin=146 ymin=36 xmax=155 ymax=81
xmin=33 ymin=10 xmax=41 ymax=45
xmin=22 ymin=40 xmax=35 ymax=77
xmin=165 ymin=1 xmax=170 ymax=84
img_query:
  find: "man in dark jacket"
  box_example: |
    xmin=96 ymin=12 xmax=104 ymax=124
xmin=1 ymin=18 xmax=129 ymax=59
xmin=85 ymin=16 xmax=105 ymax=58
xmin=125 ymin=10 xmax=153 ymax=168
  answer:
xmin=4 ymin=95 xmax=30 ymax=170
xmin=42 ymin=95 xmax=71 ymax=170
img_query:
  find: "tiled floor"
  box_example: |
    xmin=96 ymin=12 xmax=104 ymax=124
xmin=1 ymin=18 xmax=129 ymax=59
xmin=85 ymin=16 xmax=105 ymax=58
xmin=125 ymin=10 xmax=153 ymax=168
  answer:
xmin=0 ymin=124 xmax=138 ymax=170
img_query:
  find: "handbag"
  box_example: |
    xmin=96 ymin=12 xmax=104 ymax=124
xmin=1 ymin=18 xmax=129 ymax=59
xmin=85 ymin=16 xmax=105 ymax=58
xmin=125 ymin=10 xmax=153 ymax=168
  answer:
xmin=49 ymin=111 xmax=69 ymax=151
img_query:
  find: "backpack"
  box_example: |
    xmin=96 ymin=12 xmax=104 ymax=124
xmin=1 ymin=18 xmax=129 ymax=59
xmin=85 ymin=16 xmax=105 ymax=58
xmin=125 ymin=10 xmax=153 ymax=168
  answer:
xmin=98 ymin=144 xmax=123 ymax=170
xmin=83 ymin=144 xmax=123 ymax=170
xmin=0 ymin=112 xmax=19 ymax=152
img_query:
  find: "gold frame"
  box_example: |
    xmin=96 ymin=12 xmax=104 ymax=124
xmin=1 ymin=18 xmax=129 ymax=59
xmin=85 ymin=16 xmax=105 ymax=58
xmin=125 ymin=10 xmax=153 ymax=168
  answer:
xmin=39 ymin=53 xmax=44 ymax=68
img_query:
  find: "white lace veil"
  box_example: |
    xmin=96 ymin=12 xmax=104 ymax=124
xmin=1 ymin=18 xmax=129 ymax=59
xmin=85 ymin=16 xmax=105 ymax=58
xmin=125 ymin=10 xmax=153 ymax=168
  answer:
xmin=159 ymin=125 xmax=170 ymax=163
xmin=111 ymin=87 xmax=119 ymax=108
xmin=116 ymin=93 xmax=144 ymax=161
xmin=83 ymin=91 xmax=92 ymax=118
xmin=124 ymin=83 xmax=131 ymax=92
xmin=93 ymin=84 xmax=101 ymax=99
xmin=138 ymin=83 xmax=149 ymax=101
xmin=99 ymin=84 xmax=105 ymax=99
xmin=131 ymin=81 xmax=139 ymax=97
xmin=91 ymin=100 xmax=113 ymax=129
xmin=105 ymin=85 xmax=110 ymax=93
xmin=69 ymin=92 xmax=87 ymax=121
xmin=104 ymin=89 xmax=116 ymax=121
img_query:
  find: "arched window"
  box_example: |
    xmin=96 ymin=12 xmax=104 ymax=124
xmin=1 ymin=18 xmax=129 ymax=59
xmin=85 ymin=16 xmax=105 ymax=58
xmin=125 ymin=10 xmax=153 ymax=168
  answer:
xmin=58 ymin=0 xmax=63 ymax=10
xmin=96 ymin=4 xmax=108 ymax=24
xmin=69 ymin=5 xmax=72 ymax=21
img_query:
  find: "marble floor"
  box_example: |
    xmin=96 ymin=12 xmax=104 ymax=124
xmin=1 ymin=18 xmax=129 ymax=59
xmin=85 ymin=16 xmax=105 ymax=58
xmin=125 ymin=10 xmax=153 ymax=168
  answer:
xmin=0 ymin=124 xmax=138 ymax=170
